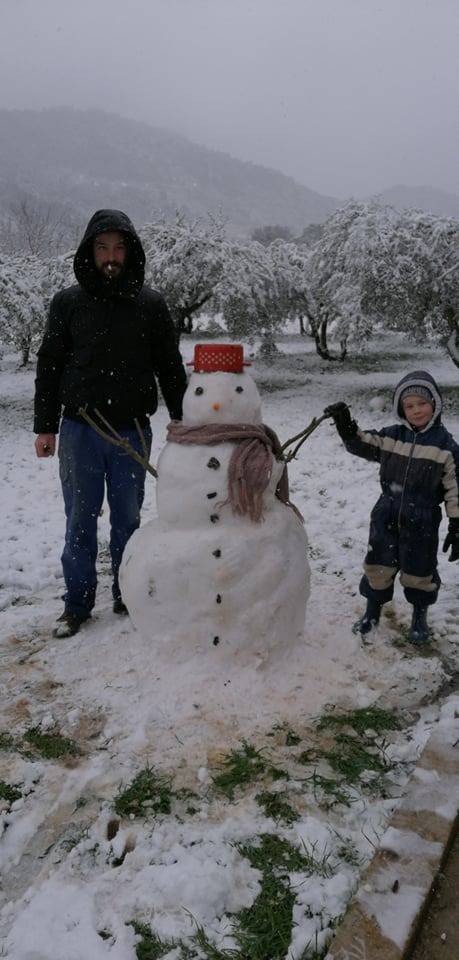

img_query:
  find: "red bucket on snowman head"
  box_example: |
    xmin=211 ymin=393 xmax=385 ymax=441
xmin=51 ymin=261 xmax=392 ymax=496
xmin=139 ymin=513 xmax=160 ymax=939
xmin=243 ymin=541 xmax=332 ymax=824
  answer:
xmin=187 ymin=343 xmax=252 ymax=373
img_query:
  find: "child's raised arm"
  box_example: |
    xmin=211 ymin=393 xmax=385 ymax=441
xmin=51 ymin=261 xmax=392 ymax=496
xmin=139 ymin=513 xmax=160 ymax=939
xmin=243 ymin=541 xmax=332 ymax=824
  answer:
xmin=324 ymin=401 xmax=386 ymax=463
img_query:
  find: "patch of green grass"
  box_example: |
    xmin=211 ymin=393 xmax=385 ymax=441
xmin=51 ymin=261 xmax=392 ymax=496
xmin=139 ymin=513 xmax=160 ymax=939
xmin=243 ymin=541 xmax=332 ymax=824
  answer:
xmin=0 ymin=780 xmax=22 ymax=804
xmin=130 ymin=833 xmax=339 ymax=960
xmin=231 ymin=835 xmax=330 ymax=958
xmin=129 ymin=921 xmax=177 ymax=960
xmin=0 ymin=732 xmax=16 ymax=752
xmin=302 ymin=769 xmax=354 ymax=809
xmin=297 ymin=708 xmax=402 ymax=809
xmin=212 ymin=741 xmax=268 ymax=799
xmin=255 ymin=790 xmax=299 ymax=825
xmin=240 ymin=834 xmax=334 ymax=881
xmin=24 ymin=727 xmax=80 ymax=759
xmin=316 ymin=706 xmax=401 ymax=736
xmin=114 ymin=767 xmax=173 ymax=819
xmin=191 ymin=924 xmax=239 ymax=959
xmin=325 ymin=733 xmax=388 ymax=784
xmin=237 ymin=834 xmax=305 ymax=874
xmin=233 ymin=869 xmax=295 ymax=960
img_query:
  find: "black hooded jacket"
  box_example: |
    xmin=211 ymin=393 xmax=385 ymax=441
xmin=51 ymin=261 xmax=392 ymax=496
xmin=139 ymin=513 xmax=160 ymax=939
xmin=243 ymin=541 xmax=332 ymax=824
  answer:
xmin=34 ymin=210 xmax=187 ymax=433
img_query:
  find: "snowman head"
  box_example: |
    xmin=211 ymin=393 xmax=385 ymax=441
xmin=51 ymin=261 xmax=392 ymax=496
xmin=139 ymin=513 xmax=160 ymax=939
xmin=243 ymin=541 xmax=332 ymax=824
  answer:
xmin=183 ymin=344 xmax=262 ymax=425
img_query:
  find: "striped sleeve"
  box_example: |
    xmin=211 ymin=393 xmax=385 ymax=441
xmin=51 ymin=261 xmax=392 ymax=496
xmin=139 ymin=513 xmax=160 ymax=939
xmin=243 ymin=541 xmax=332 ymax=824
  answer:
xmin=442 ymin=447 xmax=459 ymax=518
xmin=343 ymin=427 xmax=394 ymax=463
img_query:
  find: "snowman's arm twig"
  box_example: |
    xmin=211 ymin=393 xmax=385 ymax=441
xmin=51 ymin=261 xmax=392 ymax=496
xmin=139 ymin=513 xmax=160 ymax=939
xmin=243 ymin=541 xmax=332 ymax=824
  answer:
xmin=78 ymin=408 xmax=158 ymax=479
xmin=281 ymin=412 xmax=330 ymax=461
xmin=135 ymin=417 xmax=149 ymax=460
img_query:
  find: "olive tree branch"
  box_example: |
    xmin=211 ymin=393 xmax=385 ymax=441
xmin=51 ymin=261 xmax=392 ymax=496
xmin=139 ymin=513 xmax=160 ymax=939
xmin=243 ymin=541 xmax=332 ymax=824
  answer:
xmin=78 ymin=407 xmax=158 ymax=479
xmin=281 ymin=412 xmax=331 ymax=462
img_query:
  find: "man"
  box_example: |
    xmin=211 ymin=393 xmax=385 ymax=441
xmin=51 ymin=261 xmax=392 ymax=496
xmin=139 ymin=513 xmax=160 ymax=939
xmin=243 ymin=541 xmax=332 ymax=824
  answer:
xmin=34 ymin=209 xmax=187 ymax=638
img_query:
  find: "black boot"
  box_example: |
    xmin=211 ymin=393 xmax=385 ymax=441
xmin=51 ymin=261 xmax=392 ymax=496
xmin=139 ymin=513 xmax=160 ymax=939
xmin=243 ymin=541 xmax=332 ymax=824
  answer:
xmin=113 ymin=598 xmax=128 ymax=615
xmin=353 ymin=598 xmax=382 ymax=635
xmin=409 ymin=605 xmax=430 ymax=644
xmin=53 ymin=610 xmax=90 ymax=638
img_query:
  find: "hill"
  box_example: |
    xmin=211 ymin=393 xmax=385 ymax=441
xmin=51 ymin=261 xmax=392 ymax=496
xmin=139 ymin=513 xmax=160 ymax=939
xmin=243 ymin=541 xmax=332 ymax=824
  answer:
xmin=0 ymin=107 xmax=338 ymax=236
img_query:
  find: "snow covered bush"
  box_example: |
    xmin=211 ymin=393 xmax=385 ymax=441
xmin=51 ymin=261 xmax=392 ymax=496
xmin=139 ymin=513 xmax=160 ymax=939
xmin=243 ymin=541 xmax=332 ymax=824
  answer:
xmin=0 ymin=254 xmax=72 ymax=365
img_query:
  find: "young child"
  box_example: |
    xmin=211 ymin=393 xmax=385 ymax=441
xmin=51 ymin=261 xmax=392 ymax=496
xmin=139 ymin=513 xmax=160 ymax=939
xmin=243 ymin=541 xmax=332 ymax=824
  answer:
xmin=325 ymin=370 xmax=459 ymax=643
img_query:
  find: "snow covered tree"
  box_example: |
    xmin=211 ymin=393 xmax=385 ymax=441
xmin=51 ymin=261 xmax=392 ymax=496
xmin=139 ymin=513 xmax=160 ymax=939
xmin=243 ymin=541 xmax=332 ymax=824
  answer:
xmin=250 ymin=224 xmax=295 ymax=245
xmin=380 ymin=210 xmax=459 ymax=368
xmin=140 ymin=215 xmax=229 ymax=335
xmin=302 ymin=201 xmax=401 ymax=360
xmin=303 ymin=200 xmax=459 ymax=366
xmin=0 ymin=254 xmax=72 ymax=364
xmin=216 ymin=240 xmax=287 ymax=358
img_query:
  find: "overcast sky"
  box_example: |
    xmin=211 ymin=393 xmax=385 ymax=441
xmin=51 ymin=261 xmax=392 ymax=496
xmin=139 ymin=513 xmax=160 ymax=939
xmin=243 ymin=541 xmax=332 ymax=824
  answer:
xmin=1 ymin=0 xmax=458 ymax=198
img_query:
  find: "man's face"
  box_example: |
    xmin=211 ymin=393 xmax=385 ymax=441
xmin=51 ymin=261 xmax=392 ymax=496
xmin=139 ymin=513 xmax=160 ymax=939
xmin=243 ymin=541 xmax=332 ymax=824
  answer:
xmin=93 ymin=231 xmax=127 ymax=279
xmin=402 ymin=395 xmax=434 ymax=429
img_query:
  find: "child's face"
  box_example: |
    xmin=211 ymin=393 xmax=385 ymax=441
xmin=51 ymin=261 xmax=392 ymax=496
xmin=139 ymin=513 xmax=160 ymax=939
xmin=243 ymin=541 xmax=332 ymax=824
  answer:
xmin=402 ymin=395 xmax=434 ymax=429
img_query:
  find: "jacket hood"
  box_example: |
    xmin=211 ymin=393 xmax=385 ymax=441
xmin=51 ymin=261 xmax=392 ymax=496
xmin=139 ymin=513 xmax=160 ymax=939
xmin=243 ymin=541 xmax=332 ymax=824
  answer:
xmin=393 ymin=370 xmax=442 ymax=431
xmin=73 ymin=209 xmax=145 ymax=298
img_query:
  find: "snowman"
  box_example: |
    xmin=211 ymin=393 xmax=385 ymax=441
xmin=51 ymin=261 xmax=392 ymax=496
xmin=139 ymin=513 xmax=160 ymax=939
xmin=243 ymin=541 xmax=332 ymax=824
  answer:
xmin=120 ymin=344 xmax=310 ymax=667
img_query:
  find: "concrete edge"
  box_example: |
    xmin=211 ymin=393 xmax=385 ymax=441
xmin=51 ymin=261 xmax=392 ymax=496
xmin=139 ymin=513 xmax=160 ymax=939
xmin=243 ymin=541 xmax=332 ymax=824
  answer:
xmin=325 ymin=720 xmax=459 ymax=960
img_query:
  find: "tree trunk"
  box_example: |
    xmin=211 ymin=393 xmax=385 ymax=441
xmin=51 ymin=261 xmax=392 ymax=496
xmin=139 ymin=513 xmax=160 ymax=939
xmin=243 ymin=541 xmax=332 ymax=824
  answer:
xmin=258 ymin=330 xmax=279 ymax=361
xmin=20 ymin=337 xmax=31 ymax=367
xmin=176 ymin=293 xmax=213 ymax=340
xmin=303 ymin=307 xmax=347 ymax=361
xmin=445 ymin=307 xmax=459 ymax=369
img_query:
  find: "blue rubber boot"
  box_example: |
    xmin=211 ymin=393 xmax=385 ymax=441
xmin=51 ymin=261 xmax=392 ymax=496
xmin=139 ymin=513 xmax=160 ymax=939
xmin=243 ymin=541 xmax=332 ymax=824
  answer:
xmin=409 ymin=605 xmax=430 ymax=644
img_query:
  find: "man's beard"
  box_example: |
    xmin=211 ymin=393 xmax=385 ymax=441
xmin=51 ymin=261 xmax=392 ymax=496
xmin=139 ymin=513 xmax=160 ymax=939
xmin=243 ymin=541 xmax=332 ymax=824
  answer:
xmin=100 ymin=262 xmax=124 ymax=280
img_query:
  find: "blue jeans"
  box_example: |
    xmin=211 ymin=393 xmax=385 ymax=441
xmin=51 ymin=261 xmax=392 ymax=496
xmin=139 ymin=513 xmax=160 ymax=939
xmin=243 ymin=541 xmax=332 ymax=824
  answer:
xmin=58 ymin=418 xmax=152 ymax=617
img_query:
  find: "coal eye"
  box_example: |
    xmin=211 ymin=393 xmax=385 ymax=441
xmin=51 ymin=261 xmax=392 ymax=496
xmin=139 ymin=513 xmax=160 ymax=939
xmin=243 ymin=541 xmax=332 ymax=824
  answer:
xmin=195 ymin=387 xmax=204 ymax=395
xmin=235 ymin=386 xmax=244 ymax=393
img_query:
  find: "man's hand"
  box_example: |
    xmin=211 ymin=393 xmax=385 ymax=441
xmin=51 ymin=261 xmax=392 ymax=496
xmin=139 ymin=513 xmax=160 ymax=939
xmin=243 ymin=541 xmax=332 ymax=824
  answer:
xmin=35 ymin=434 xmax=56 ymax=458
xmin=442 ymin=518 xmax=459 ymax=562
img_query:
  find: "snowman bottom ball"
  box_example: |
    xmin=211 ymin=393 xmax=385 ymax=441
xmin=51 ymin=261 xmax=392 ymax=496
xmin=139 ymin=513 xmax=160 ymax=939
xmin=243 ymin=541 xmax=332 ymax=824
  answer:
xmin=120 ymin=507 xmax=310 ymax=666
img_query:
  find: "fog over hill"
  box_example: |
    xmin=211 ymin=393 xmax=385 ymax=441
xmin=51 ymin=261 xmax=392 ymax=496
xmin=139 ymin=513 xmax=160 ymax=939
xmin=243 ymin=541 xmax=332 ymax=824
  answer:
xmin=0 ymin=108 xmax=338 ymax=236
xmin=0 ymin=108 xmax=457 ymax=244
xmin=374 ymin=184 xmax=459 ymax=221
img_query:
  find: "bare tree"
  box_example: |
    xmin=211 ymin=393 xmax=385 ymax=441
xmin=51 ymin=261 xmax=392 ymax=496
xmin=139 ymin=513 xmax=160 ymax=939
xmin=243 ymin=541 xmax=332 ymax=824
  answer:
xmin=0 ymin=197 xmax=75 ymax=258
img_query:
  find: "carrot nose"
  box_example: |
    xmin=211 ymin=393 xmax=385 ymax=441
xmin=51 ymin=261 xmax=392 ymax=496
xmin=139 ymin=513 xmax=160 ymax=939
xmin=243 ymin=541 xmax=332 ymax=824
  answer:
xmin=212 ymin=403 xmax=221 ymax=411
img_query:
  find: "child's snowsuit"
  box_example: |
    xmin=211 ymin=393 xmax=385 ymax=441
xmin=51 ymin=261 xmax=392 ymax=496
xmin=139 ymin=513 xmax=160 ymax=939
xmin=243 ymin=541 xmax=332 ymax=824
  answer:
xmin=340 ymin=371 xmax=459 ymax=607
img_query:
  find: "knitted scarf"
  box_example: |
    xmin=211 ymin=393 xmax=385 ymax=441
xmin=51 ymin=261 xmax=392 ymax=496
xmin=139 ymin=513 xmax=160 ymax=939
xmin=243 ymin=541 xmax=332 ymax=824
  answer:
xmin=167 ymin=421 xmax=303 ymax=523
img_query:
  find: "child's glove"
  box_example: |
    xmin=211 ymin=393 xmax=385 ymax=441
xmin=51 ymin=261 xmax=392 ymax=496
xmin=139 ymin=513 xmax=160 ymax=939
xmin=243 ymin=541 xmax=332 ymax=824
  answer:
xmin=324 ymin=401 xmax=358 ymax=439
xmin=442 ymin=517 xmax=459 ymax=562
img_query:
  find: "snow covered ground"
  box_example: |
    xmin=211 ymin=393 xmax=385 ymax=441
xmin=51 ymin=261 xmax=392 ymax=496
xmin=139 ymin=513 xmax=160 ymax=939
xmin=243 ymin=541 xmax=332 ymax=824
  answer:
xmin=0 ymin=334 xmax=458 ymax=960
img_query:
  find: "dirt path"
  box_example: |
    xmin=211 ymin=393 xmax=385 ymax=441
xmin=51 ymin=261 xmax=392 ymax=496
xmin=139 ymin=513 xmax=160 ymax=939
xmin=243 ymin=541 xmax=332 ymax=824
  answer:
xmin=409 ymin=823 xmax=459 ymax=960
